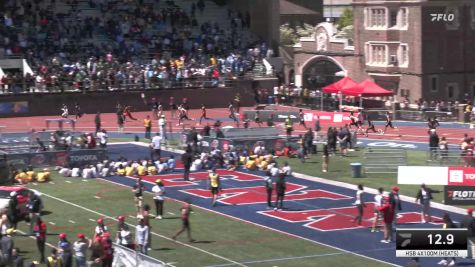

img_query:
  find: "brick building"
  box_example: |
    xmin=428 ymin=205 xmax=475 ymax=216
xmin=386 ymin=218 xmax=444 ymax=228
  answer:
xmin=292 ymin=0 xmax=475 ymax=102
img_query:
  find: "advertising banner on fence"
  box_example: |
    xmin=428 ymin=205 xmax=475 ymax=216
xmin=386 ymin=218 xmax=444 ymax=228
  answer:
xmin=447 ymin=167 xmax=475 ymax=186
xmin=6 ymin=149 xmax=106 ymax=168
xmin=303 ymin=111 xmax=358 ymax=124
xmin=397 ymin=166 xmax=449 ymax=185
xmin=242 ymin=110 xmax=357 ymax=124
xmin=444 ymin=186 xmax=475 ymax=205
xmin=398 ymin=166 xmax=475 ymax=186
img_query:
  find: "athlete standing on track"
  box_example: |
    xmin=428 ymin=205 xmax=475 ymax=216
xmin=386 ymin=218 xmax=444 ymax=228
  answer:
xmin=264 ymin=170 xmax=273 ymax=208
xmin=172 ymin=201 xmax=194 ymax=243
xmin=353 ymin=184 xmax=365 ymax=225
xmin=378 ymin=195 xmax=394 ymax=243
xmin=208 ymin=168 xmax=221 ymax=207
xmin=371 ymin=187 xmax=384 ymax=232
xmin=152 ymin=179 xmax=165 ymax=219
xmin=274 ymin=172 xmax=286 ymax=211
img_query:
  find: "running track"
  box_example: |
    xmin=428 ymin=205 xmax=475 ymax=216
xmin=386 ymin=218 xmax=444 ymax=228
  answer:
xmin=0 ymin=105 xmax=473 ymax=145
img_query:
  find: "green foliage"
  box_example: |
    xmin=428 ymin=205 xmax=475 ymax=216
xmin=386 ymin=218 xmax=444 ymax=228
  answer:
xmin=337 ymin=8 xmax=354 ymax=30
xmin=280 ymin=23 xmax=315 ymax=46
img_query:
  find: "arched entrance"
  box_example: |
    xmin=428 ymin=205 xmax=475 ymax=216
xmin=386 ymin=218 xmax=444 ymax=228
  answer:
xmin=301 ymin=57 xmax=344 ymax=89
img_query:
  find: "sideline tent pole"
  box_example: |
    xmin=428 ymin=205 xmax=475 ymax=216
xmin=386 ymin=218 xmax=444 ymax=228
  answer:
xmin=320 ymin=90 xmax=324 ymax=111
xmin=338 ymin=91 xmax=342 ymax=111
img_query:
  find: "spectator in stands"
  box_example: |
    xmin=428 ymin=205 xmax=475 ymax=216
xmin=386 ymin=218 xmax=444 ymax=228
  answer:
xmin=57 ymin=233 xmax=73 ymax=267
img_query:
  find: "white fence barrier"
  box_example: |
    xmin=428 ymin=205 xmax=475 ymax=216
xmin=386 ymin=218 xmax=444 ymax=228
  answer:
xmin=112 ymin=244 xmax=168 ymax=267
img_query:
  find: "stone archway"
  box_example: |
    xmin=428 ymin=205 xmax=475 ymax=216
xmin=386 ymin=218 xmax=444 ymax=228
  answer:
xmin=299 ymin=56 xmax=346 ymax=89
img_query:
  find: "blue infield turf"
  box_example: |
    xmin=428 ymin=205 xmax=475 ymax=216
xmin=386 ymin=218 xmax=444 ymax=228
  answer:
xmin=103 ymin=143 xmax=475 ymax=267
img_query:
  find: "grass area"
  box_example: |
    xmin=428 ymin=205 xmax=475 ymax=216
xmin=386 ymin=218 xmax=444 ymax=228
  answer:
xmin=275 ymin=148 xmax=450 ymax=206
xmin=12 ymin=173 xmax=393 ymax=267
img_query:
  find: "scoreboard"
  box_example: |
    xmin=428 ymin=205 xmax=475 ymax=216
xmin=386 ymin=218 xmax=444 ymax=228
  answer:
xmin=396 ymin=228 xmax=468 ymax=257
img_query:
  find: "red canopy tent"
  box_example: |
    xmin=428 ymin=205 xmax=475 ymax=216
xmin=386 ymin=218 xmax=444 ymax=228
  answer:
xmin=344 ymin=79 xmax=394 ymax=97
xmin=322 ymin=77 xmax=359 ymax=94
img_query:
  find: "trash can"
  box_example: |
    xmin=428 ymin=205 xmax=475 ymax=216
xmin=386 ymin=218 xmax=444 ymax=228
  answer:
xmin=351 ymin=163 xmax=362 ymax=178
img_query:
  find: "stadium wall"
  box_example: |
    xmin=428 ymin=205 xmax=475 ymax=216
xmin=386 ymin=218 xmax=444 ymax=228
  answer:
xmin=0 ymin=79 xmax=276 ymax=117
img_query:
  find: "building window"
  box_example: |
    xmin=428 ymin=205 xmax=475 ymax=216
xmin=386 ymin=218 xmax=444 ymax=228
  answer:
xmin=447 ymin=83 xmax=458 ymax=99
xmin=365 ymin=7 xmax=387 ymax=28
xmin=390 ymin=10 xmax=398 ymax=27
xmin=398 ymin=44 xmax=409 ymax=67
xmin=430 ymin=76 xmax=438 ymax=92
xmin=365 ymin=43 xmax=388 ymax=66
xmin=399 ymin=8 xmax=408 ymax=28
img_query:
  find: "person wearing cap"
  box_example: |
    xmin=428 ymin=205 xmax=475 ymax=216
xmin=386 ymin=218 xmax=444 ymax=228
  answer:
xmin=415 ymin=183 xmax=441 ymax=223
xmin=389 ymin=186 xmax=402 ymax=226
xmin=57 ymin=233 xmax=72 ymax=267
xmin=1 ymin=228 xmax=15 ymax=264
xmin=73 ymin=233 xmax=89 ymax=267
xmin=378 ymin=195 xmax=395 ymax=243
xmin=94 ymin=218 xmax=108 ymax=239
xmin=33 ymin=217 xmax=47 ymax=263
xmin=371 ymin=187 xmax=384 ymax=233
xmin=152 ymin=179 xmax=165 ymax=219
xmin=461 ymin=208 xmax=475 ymax=258
xmin=47 ymin=248 xmax=62 ymax=267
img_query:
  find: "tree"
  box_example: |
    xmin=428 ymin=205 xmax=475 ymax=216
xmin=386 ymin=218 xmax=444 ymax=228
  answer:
xmin=337 ymin=8 xmax=354 ymax=30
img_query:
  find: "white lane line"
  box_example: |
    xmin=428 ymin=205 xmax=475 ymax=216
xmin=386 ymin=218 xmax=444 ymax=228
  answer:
xmin=48 ymin=222 xmax=56 ymax=225
xmin=89 ymin=218 xmax=96 ymax=222
xmin=82 ymin=180 xmax=89 ymax=182
xmin=40 ymin=191 xmax=247 ymax=267
xmin=94 ymin=196 xmax=101 ymax=199
xmin=49 ymin=182 xmax=55 ymax=184
xmin=65 ymin=181 xmax=72 ymax=184
xmin=32 ymin=183 xmax=38 ymax=185
xmin=167 ymin=212 xmax=175 ymax=215
xmin=69 ymin=220 xmax=76 ymax=224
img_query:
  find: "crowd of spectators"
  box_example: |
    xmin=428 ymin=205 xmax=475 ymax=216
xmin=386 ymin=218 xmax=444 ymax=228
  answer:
xmin=0 ymin=0 xmax=270 ymax=93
